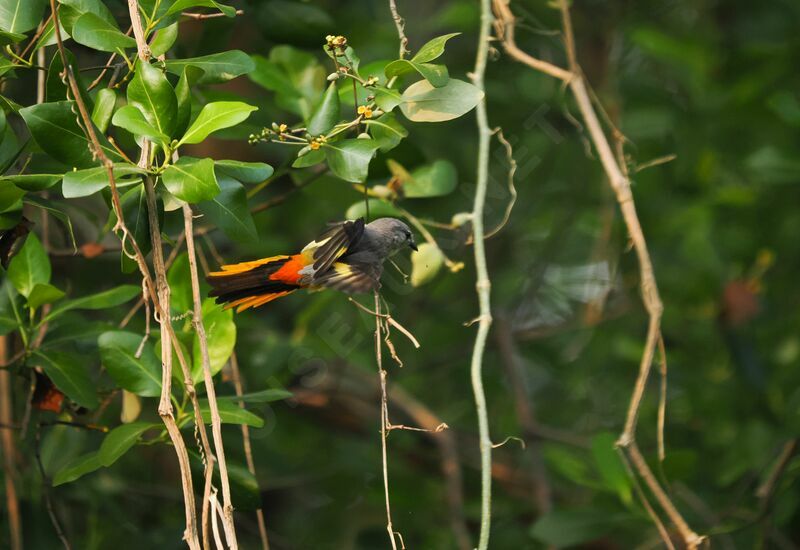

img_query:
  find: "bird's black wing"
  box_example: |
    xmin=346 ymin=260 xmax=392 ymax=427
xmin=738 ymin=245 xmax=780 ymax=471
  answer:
xmin=302 ymin=218 xmax=365 ymax=276
xmin=312 ymin=260 xmax=382 ymax=294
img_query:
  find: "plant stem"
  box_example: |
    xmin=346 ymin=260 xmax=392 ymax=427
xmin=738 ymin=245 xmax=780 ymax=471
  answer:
xmin=469 ymin=0 xmax=495 ymax=547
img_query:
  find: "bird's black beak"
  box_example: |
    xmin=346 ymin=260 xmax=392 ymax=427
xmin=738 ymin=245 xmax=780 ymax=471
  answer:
xmin=409 ymin=240 xmax=418 ymax=251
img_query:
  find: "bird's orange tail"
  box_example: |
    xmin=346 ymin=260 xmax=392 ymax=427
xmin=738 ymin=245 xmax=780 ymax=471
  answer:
xmin=207 ymin=255 xmax=303 ymax=312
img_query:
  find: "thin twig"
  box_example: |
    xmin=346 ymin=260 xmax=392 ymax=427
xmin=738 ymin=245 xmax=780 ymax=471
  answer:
xmin=34 ymin=426 xmax=71 ymax=549
xmin=469 ymin=0 xmax=495 ymax=548
xmin=348 ymin=297 xmax=420 ymax=348
xmin=374 ymin=292 xmax=401 ymax=550
xmin=181 ymin=9 xmax=244 ymax=20
xmin=230 ymin=353 xmax=270 ymax=550
xmin=183 ymin=204 xmax=239 ymax=548
xmin=483 ymin=127 xmax=518 ymax=239
xmin=388 ymin=0 xmax=409 ymax=59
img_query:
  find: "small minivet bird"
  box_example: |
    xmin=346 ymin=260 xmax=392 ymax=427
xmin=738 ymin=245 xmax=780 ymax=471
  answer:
xmin=207 ymin=217 xmax=417 ymax=311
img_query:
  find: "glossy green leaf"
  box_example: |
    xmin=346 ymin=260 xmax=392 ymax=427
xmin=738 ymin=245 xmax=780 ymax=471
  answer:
xmin=400 ymin=79 xmax=484 ymax=122
xmin=198 ymin=176 xmax=256 ymax=243
xmin=0 ymin=180 xmax=24 ymax=211
xmin=324 ymin=139 xmax=380 ymax=183
xmin=33 ymin=350 xmax=99 ymax=409
xmin=216 ymin=388 xmax=293 ymax=403
xmin=162 ymin=156 xmax=219 ymax=203
xmin=215 ymin=160 xmax=274 ymax=184
xmin=178 ymin=101 xmax=257 ymax=146
xmin=127 ymin=60 xmax=178 ymax=139
xmin=292 ymin=148 xmax=324 ymax=168
xmin=90 ymin=88 xmax=116 ymax=133
xmin=167 ymin=252 xmax=191 ymax=313
xmin=345 ymin=198 xmax=401 ymax=220
xmin=165 ymin=50 xmax=255 ymax=85
xmin=0 ymin=29 xmax=25 ymax=46
xmin=46 ymin=48 xmax=93 ymax=108
xmin=19 ymin=101 xmax=120 ymax=168
xmin=53 ymin=452 xmax=103 ymax=486
xmin=374 ymin=86 xmax=402 ymax=112
xmin=173 ymin=66 xmax=203 ymax=137
xmin=27 ymin=283 xmax=65 ymax=309
xmin=98 ymin=331 xmax=162 ymax=397
xmin=248 ymin=47 xmax=325 ymax=118
xmin=58 ymin=0 xmax=116 ymax=32
xmin=307 ymin=82 xmax=340 ymax=135
xmin=0 ymin=174 xmax=61 ymax=192
xmin=411 ymin=242 xmax=444 ymax=287
xmin=149 ymin=21 xmax=178 ymax=57
xmin=165 ymin=0 xmax=235 ymax=17
xmin=410 ymin=33 xmax=460 ymax=63
xmin=71 ymin=12 xmax=136 ymax=52
xmin=46 ymin=285 xmax=140 ymax=321
xmin=62 ymin=164 xmax=145 ymax=198
xmin=365 ymin=113 xmax=408 ymax=152
xmin=191 ymin=298 xmax=235 ymax=383
xmin=385 ymin=59 xmax=449 ymax=88
xmin=7 ymin=233 xmax=49 ymax=297
xmin=0 ymin=0 xmax=47 ymax=33
xmin=112 ymin=105 xmax=169 ymax=145
xmin=198 ymin=399 xmax=264 ymax=427
xmin=98 ymin=422 xmax=156 ymax=467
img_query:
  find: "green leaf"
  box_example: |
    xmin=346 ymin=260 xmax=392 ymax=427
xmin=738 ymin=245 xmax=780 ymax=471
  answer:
xmin=71 ymin=12 xmax=136 ymax=52
xmin=404 ymin=160 xmax=457 ymax=197
xmin=324 ymin=139 xmax=380 ymax=183
xmin=345 ymin=198 xmax=401 ymax=220
xmin=292 ymin=148 xmax=324 ymax=168
xmin=46 ymin=48 xmax=93 ymax=108
xmin=0 ymin=0 xmax=47 ymax=33
xmin=215 ymin=160 xmax=274 ymax=184
xmin=162 ymin=156 xmax=219 ymax=203
xmin=98 ymin=331 xmax=162 ymax=397
xmin=591 ymin=432 xmax=632 ymax=504
xmin=216 ymin=388 xmax=293 ymax=403
xmin=411 ymin=242 xmax=444 ymax=287
xmin=0 ymin=29 xmax=26 ymax=46
xmin=165 ymin=50 xmax=255 ymax=85
xmin=191 ymin=298 xmax=235 ymax=383
xmin=198 ymin=176 xmax=256 ymax=242
xmin=19 ymin=101 xmax=120 ymax=168
xmin=0 ymin=180 xmax=24 ymax=211
xmin=0 ymin=174 xmax=61 ymax=192
xmin=178 ymin=101 xmax=257 ymax=146
xmin=127 ymin=60 xmax=178 ymax=139
xmin=58 ymin=0 xmax=116 ymax=33
xmin=33 ymin=350 xmax=99 ymax=409
xmin=46 ymin=285 xmax=140 ymax=321
xmin=366 ymin=113 xmax=408 ymax=153
xmin=27 ymin=283 xmax=65 ymax=309
xmin=167 ymin=252 xmax=192 ymax=313
xmin=98 ymin=422 xmax=155 ymax=467
xmin=0 ymin=282 xmax=20 ymax=336
xmin=112 ymin=105 xmax=169 ymax=145
xmin=22 ymin=196 xmax=78 ymax=253
xmin=400 ymin=79 xmax=484 ymax=123
xmin=53 ymin=451 xmax=103 ymax=486
xmin=62 ymin=164 xmax=145 ymax=198
xmin=165 ymin=0 xmax=235 ymax=17
xmin=115 ymin=185 xmax=152 ymax=273
xmin=90 ymin=88 xmax=116 ymax=134
xmin=307 ymin=82 xmax=340 ymax=136
xmin=174 ymin=66 xmax=203 ymax=138
xmin=374 ymin=86 xmax=402 ymax=112
xmin=198 ymin=399 xmax=263 ymax=427
xmin=149 ymin=21 xmax=178 ymax=57
xmin=7 ymin=233 xmax=49 ymax=297
xmin=385 ymin=59 xmax=449 ymax=88
xmin=411 ymin=33 xmax=460 ymax=63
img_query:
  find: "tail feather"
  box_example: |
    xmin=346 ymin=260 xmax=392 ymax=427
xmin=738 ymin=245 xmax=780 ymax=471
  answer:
xmin=207 ymin=256 xmax=299 ymax=312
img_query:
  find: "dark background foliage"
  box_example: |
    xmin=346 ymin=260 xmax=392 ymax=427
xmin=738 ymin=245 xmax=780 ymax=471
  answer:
xmin=2 ymin=0 xmax=799 ymax=548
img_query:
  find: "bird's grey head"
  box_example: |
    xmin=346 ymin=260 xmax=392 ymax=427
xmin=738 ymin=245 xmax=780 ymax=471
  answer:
xmin=367 ymin=218 xmax=417 ymax=255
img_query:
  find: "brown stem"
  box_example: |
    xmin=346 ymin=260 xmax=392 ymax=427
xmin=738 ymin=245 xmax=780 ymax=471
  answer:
xmin=183 ymin=204 xmax=239 ymax=547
